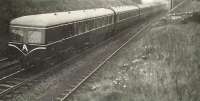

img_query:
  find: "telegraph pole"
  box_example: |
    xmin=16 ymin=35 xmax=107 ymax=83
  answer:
xmin=171 ymin=0 xmax=173 ymax=9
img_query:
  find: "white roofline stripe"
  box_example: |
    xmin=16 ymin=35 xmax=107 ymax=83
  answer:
xmin=11 ymin=8 xmax=114 ymax=27
xmin=11 ymin=14 xmax=114 ymax=29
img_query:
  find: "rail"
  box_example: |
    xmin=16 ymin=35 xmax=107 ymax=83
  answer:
xmin=0 ymin=58 xmax=8 ymax=62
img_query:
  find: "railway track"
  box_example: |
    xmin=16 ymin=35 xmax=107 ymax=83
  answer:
xmin=0 ymin=60 xmax=19 ymax=71
xmin=0 ymin=67 xmax=25 ymax=97
xmin=54 ymin=1 xmax=188 ymax=101
xmin=0 ymin=55 xmax=61 ymax=99
xmin=0 ymin=66 xmax=49 ymax=99
xmin=0 ymin=58 xmax=8 ymax=62
xmin=0 ymin=48 xmax=92 ymax=100
xmin=0 ymin=59 xmax=29 ymax=98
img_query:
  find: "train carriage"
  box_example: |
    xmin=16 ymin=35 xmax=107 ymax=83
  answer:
xmin=111 ymin=6 xmax=140 ymax=32
xmin=8 ymin=8 xmax=115 ymax=64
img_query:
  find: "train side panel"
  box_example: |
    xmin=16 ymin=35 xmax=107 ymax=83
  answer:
xmin=45 ymin=14 xmax=115 ymax=57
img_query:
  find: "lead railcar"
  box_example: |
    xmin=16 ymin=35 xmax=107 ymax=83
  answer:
xmin=8 ymin=8 xmax=115 ymax=64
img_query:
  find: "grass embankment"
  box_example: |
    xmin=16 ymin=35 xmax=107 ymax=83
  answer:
xmin=69 ymin=1 xmax=200 ymax=101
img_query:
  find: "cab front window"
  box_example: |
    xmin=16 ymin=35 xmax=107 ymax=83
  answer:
xmin=11 ymin=29 xmax=25 ymax=42
xmin=11 ymin=27 xmax=45 ymax=44
xmin=27 ymin=31 xmax=43 ymax=44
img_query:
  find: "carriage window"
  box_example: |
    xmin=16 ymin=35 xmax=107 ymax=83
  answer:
xmin=104 ymin=16 xmax=108 ymax=25
xmin=100 ymin=17 xmax=104 ymax=27
xmin=103 ymin=17 xmax=106 ymax=25
xmin=64 ymin=24 xmax=74 ymax=37
xmin=109 ymin=16 xmax=113 ymax=24
xmin=105 ymin=16 xmax=108 ymax=25
xmin=78 ymin=21 xmax=85 ymax=34
xmin=96 ymin=18 xmax=100 ymax=28
xmin=85 ymin=20 xmax=89 ymax=31
xmin=94 ymin=18 xmax=98 ymax=28
xmin=88 ymin=19 xmax=94 ymax=30
xmin=107 ymin=16 xmax=110 ymax=24
xmin=119 ymin=13 xmax=124 ymax=20
xmin=27 ymin=31 xmax=43 ymax=44
xmin=95 ymin=18 xmax=102 ymax=28
xmin=11 ymin=29 xmax=25 ymax=42
xmin=74 ymin=23 xmax=79 ymax=35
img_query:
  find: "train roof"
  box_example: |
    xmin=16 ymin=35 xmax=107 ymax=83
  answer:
xmin=11 ymin=8 xmax=114 ymax=28
xmin=111 ymin=6 xmax=139 ymax=13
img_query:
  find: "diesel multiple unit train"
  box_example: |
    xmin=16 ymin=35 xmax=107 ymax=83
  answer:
xmin=7 ymin=3 xmax=164 ymax=65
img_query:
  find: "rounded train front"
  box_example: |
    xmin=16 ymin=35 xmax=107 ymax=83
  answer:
xmin=8 ymin=26 xmax=47 ymax=64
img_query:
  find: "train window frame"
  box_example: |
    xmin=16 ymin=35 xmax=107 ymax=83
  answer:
xmin=104 ymin=16 xmax=109 ymax=25
xmin=77 ymin=21 xmax=86 ymax=34
xmin=11 ymin=28 xmax=25 ymax=43
xmin=27 ymin=30 xmax=44 ymax=44
xmin=94 ymin=17 xmax=100 ymax=28
xmin=96 ymin=17 xmax=101 ymax=28
xmin=64 ymin=23 xmax=74 ymax=37
xmin=85 ymin=20 xmax=92 ymax=32
xmin=10 ymin=27 xmax=45 ymax=44
xmin=27 ymin=29 xmax=45 ymax=44
xmin=74 ymin=22 xmax=78 ymax=35
xmin=68 ymin=14 xmax=114 ymax=36
xmin=108 ymin=15 xmax=113 ymax=24
xmin=88 ymin=19 xmax=95 ymax=31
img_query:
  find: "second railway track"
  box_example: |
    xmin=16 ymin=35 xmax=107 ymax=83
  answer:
xmin=0 ymin=58 xmax=8 ymax=62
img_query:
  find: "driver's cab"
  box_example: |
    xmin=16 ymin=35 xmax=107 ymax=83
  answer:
xmin=10 ymin=26 xmax=45 ymax=45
